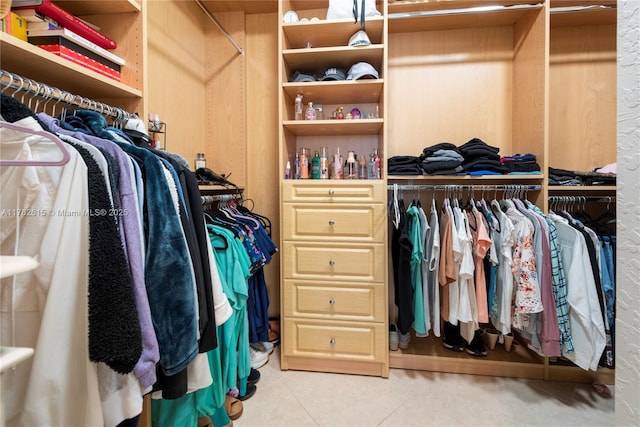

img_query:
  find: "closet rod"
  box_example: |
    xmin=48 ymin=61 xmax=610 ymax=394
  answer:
xmin=0 ymin=69 xmax=134 ymax=121
xmin=387 ymin=2 xmax=543 ymax=20
xmin=194 ymin=0 xmax=243 ymax=55
xmin=550 ymin=4 xmax=616 ymax=14
xmin=387 ymin=184 xmax=543 ymax=191
xmin=201 ymin=193 xmax=242 ymax=204
xmin=548 ymin=195 xmax=616 ymax=201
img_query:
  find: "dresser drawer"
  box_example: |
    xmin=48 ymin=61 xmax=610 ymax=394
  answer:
xmin=283 ymin=318 xmax=386 ymax=363
xmin=283 ymin=279 xmax=385 ymax=321
xmin=282 ymin=203 xmax=385 ymax=242
xmin=282 ymin=181 xmax=385 ymax=203
xmin=282 ymin=242 xmax=385 ymax=282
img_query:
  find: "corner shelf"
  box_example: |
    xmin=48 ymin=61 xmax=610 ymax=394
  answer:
xmin=283 ymin=119 xmax=383 ymax=136
xmin=283 ymin=80 xmax=384 ymax=104
xmin=0 ymin=33 xmax=142 ymax=100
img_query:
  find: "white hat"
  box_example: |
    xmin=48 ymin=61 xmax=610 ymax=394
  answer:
xmin=347 ymin=62 xmax=379 ymax=80
xmin=349 ymin=30 xmax=371 ymax=47
xmin=283 ymin=11 xmax=299 ymax=23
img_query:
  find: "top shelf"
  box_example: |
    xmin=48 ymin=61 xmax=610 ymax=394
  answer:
xmin=0 ymin=33 xmax=142 ymax=99
xmin=388 ymin=1 xmax=544 ymax=32
xmin=50 ymin=0 xmax=141 ymax=15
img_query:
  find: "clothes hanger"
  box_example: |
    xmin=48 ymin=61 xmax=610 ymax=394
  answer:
xmin=0 ymin=121 xmax=71 ymax=166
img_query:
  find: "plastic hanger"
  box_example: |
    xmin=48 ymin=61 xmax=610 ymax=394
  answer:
xmin=0 ymin=121 xmax=71 ymax=166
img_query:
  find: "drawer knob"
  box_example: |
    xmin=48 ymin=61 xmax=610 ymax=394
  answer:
xmin=329 ymin=260 xmax=335 ymax=266
xmin=328 ymin=189 xmax=335 ymax=195
xmin=328 ymin=220 xmax=335 ymax=226
xmin=329 ymin=298 xmax=335 ymax=305
xmin=330 ymin=338 xmax=336 ymax=346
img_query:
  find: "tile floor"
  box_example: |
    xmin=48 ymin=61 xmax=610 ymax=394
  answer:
xmin=234 ymin=347 xmax=615 ymax=427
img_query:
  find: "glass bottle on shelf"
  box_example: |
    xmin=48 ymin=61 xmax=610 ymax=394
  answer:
xmin=345 ymin=151 xmax=356 ymax=179
xmin=320 ymin=147 xmax=329 ymax=179
xmin=295 ymin=93 xmax=303 ymax=120
xmin=373 ymin=148 xmax=381 ymax=179
xmin=305 ymin=102 xmax=316 ymax=120
xmin=300 ymin=148 xmax=310 ymax=179
xmin=294 ymin=151 xmax=301 ymax=179
xmin=311 ymin=151 xmax=321 ymax=179
xmin=333 ymin=147 xmax=343 ymax=179
xmin=358 ymin=154 xmax=367 ymax=179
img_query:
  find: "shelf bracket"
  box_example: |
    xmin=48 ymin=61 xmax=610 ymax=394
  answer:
xmin=194 ymin=0 xmax=243 ymax=55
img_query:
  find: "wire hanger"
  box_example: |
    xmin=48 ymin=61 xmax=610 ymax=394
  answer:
xmin=0 ymin=121 xmax=71 ymax=166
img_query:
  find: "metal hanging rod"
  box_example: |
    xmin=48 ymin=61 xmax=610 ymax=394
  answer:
xmin=201 ymin=193 xmax=243 ymax=204
xmin=387 ymin=184 xmax=542 ymax=191
xmin=550 ymin=4 xmax=616 ymax=14
xmin=0 ymin=69 xmax=134 ymax=122
xmin=388 ymin=2 xmax=544 ymax=20
xmin=194 ymin=0 xmax=243 ymax=55
xmin=548 ymin=195 xmax=616 ymax=202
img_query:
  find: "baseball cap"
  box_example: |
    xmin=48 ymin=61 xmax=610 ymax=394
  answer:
xmin=289 ymin=71 xmax=316 ymax=82
xmin=283 ymin=11 xmax=299 ymax=23
xmin=346 ymin=62 xmax=379 ymax=80
xmin=321 ymin=67 xmax=347 ymax=81
xmin=348 ymin=30 xmax=371 ymax=47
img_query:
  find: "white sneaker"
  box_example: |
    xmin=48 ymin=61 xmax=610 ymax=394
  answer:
xmin=250 ymin=346 xmax=269 ymax=369
xmin=261 ymin=341 xmax=274 ymax=354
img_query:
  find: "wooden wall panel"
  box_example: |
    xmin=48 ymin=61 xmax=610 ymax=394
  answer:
xmin=549 ymin=24 xmax=617 ymax=172
xmin=205 ymin=11 xmax=246 ymax=188
xmin=246 ymin=12 xmax=281 ymax=317
xmin=147 ymin=0 xmax=207 ymax=162
xmin=387 ymin=27 xmax=515 ymax=158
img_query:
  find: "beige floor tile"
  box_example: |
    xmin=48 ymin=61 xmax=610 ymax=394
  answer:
xmin=285 ymin=370 xmax=416 ymax=427
xmin=233 ymin=348 xmax=614 ymax=427
xmin=234 ymin=378 xmax=318 ymax=427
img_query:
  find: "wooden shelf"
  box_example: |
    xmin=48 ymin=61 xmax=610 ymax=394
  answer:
xmin=388 ymin=0 xmax=543 ymax=33
xmin=284 ymin=119 xmax=383 ymax=136
xmin=550 ymin=5 xmax=616 ymax=27
xmin=389 ymin=332 xmax=545 ymax=380
xmin=283 ymin=16 xmax=384 ymax=49
xmin=283 ymin=80 xmax=383 ymax=104
xmin=54 ymin=0 xmax=141 ymax=15
xmin=283 ymin=45 xmax=384 ymax=75
xmin=0 ymin=33 xmax=142 ymax=100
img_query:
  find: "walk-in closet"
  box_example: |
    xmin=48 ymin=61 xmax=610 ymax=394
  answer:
xmin=1 ymin=0 xmax=637 ymax=426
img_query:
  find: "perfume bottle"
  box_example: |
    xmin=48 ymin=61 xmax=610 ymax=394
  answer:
xmin=320 ymin=146 xmax=329 ymax=179
xmin=305 ymin=102 xmax=316 ymax=120
xmin=300 ymin=148 xmax=310 ymax=179
xmin=311 ymin=151 xmax=321 ymax=179
xmin=295 ymin=93 xmax=303 ymax=120
xmin=333 ymin=147 xmax=343 ymax=179
xmin=345 ymin=151 xmax=356 ymax=179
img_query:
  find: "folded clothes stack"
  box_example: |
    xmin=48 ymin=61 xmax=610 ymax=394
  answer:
xmin=387 ymin=155 xmax=422 ymax=175
xmin=548 ymin=167 xmax=617 ymax=186
xmin=500 ymin=153 xmax=541 ymax=174
xmin=458 ymin=138 xmax=507 ymax=175
xmin=417 ymin=142 xmax=464 ymax=175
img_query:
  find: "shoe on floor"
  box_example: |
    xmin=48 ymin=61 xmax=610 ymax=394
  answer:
xmin=399 ymin=331 xmax=411 ymax=350
xmin=224 ymin=395 xmax=243 ymax=420
xmin=465 ymin=332 xmax=487 ymax=357
xmin=238 ymin=383 xmax=257 ymax=401
xmin=443 ymin=321 xmax=465 ymax=352
xmin=250 ymin=346 xmax=269 ymax=369
xmin=248 ymin=368 xmax=261 ymax=385
xmin=389 ymin=323 xmax=399 ymax=351
xmin=250 ymin=341 xmax=274 ymax=354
